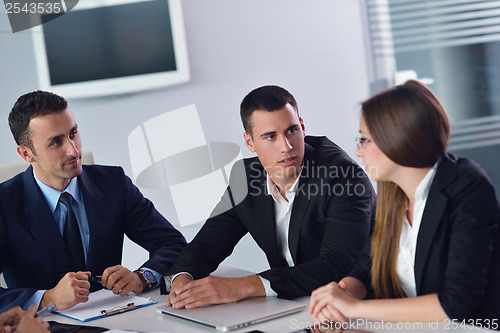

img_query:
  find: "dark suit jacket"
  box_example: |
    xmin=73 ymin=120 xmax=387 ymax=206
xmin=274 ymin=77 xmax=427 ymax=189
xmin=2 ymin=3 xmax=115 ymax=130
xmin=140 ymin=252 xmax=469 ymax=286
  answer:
xmin=349 ymin=153 xmax=500 ymax=321
xmin=168 ymin=136 xmax=376 ymax=299
xmin=0 ymin=165 xmax=187 ymax=312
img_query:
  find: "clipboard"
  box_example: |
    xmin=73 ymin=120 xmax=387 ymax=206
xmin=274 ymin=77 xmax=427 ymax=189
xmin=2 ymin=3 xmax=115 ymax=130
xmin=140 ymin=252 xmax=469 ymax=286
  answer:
xmin=53 ymin=289 xmax=157 ymax=322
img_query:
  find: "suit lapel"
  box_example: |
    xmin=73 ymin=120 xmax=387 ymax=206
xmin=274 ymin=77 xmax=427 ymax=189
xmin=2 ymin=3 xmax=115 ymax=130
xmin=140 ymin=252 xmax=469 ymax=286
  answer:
xmin=256 ymin=190 xmax=283 ymax=265
xmin=414 ymin=189 xmax=447 ymax=292
xmin=288 ymin=144 xmax=314 ymax=263
xmin=23 ymin=167 xmax=73 ymax=271
xmin=78 ymin=167 xmax=109 ymax=272
xmin=414 ymin=154 xmax=456 ymax=293
xmin=288 ymin=190 xmax=310 ymax=263
xmin=250 ymin=162 xmax=283 ymax=267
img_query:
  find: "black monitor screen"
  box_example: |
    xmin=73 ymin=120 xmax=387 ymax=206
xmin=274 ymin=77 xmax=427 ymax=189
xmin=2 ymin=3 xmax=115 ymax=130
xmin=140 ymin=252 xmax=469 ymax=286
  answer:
xmin=42 ymin=0 xmax=176 ymax=85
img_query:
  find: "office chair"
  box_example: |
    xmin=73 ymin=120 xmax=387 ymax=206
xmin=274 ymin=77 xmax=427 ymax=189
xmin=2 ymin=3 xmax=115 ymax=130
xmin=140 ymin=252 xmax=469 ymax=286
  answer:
xmin=0 ymin=151 xmax=95 ymax=184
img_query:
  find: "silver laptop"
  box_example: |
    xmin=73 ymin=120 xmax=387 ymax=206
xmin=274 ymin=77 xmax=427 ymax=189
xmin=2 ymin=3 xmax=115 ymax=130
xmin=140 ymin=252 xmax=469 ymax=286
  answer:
xmin=157 ymin=297 xmax=306 ymax=331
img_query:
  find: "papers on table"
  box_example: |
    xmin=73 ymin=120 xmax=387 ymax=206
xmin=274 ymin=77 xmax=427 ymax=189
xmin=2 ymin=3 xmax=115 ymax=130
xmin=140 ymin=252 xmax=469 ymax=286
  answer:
xmin=53 ymin=289 xmax=156 ymax=322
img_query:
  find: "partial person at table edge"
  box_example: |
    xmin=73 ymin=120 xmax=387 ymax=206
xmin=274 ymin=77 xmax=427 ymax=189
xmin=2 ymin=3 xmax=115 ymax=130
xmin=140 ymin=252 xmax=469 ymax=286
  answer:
xmin=0 ymin=305 xmax=49 ymax=333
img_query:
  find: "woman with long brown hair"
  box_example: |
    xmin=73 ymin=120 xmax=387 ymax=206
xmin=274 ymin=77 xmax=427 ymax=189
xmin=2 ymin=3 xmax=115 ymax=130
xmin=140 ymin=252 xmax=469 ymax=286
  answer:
xmin=309 ymin=80 xmax=500 ymax=324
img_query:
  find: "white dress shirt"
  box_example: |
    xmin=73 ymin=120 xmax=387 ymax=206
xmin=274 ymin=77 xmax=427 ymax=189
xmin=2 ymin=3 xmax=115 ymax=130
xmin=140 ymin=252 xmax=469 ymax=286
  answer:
xmin=258 ymin=170 xmax=302 ymax=296
xmin=397 ymin=163 xmax=438 ymax=297
xmin=172 ymin=171 xmax=303 ymax=296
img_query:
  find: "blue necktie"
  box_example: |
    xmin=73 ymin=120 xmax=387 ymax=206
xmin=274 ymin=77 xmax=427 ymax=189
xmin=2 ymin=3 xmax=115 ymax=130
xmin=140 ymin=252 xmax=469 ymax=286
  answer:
xmin=59 ymin=192 xmax=85 ymax=271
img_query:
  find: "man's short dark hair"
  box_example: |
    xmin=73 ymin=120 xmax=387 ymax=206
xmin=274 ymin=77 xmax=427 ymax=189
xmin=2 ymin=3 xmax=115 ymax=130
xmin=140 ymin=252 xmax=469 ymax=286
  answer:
xmin=240 ymin=85 xmax=299 ymax=136
xmin=9 ymin=90 xmax=68 ymax=148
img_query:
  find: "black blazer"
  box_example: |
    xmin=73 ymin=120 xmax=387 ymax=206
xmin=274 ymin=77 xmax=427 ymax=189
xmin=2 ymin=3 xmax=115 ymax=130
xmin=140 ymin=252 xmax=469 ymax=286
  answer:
xmin=0 ymin=165 xmax=187 ymax=312
xmin=168 ymin=136 xmax=376 ymax=299
xmin=350 ymin=153 xmax=500 ymax=321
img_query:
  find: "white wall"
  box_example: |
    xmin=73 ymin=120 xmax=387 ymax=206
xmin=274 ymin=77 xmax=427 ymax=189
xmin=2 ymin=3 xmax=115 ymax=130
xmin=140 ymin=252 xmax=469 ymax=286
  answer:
xmin=0 ymin=0 xmax=370 ymax=273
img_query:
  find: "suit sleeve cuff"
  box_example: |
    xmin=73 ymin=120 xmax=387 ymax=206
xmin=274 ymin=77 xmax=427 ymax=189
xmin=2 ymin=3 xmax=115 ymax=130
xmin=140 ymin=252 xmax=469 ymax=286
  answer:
xmin=258 ymin=275 xmax=278 ymax=297
xmin=22 ymin=290 xmax=45 ymax=310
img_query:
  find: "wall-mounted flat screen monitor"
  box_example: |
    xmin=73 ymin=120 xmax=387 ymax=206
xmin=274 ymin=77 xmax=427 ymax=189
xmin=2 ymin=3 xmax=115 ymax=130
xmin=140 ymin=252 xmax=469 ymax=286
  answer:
xmin=31 ymin=0 xmax=189 ymax=99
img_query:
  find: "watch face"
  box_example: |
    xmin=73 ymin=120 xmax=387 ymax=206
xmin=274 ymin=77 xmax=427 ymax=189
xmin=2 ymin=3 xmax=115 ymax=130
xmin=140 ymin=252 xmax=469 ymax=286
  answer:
xmin=143 ymin=270 xmax=156 ymax=283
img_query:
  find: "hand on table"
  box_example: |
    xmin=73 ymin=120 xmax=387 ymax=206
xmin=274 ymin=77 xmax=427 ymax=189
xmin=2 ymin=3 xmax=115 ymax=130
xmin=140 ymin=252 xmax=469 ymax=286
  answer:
xmin=41 ymin=271 xmax=91 ymax=310
xmin=167 ymin=274 xmax=265 ymax=309
xmin=2 ymin=305 xmax=49 ymax=333
xmin=309 ymin=281 xmax=359 ymax=323
xmin=0 ymin=306 xmax=23 ymax=329
xmin=101 ymin=265 xmax=146 ymax=296
xmin=166 ymin=273 xmax=193 ymax=307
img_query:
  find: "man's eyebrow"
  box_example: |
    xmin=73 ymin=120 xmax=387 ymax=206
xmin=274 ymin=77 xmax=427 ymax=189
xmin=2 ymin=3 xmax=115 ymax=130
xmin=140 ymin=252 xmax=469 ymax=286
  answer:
xmin=46 ymin=125 xmax=78 ymax=143
xmin=260 ymin=131 xmax=276 ymax=138
xmin=259 ymin=124 xmax=299 ymax=139
xmin=46 ymin=134 xmax=63 ymax=143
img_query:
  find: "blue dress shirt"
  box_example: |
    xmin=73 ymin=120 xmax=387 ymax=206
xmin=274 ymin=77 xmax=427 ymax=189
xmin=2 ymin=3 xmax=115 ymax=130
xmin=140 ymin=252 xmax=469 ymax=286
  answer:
xmin=22 ymin=170 xmax=160 ymax=309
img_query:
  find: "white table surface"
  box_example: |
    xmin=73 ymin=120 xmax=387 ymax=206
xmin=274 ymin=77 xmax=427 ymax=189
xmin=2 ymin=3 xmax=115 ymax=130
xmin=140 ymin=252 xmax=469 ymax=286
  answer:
xmin=42 ymin=266 xmax=496 ymax=333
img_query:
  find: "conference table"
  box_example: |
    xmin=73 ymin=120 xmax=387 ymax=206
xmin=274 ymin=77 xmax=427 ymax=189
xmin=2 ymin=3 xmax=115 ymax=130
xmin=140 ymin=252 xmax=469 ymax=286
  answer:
xmin=43 ymin=266 xmax=496 ymax=333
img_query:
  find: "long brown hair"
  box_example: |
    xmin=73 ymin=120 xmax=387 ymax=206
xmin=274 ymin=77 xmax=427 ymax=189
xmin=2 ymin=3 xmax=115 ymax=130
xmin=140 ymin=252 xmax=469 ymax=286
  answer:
xmin=361 ymin=80 xmax=450 ymax=298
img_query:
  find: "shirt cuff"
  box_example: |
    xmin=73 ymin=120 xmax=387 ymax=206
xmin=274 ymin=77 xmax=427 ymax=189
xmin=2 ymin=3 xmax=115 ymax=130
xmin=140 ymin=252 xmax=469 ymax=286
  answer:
xmin=164 ymin=272 xmax=194 ymax=293
xmin=258 ymin=275 xmax=278 ymax=297
xmin=171 ymin=272 xmax=193 ymax=282
xmin=21 ymin=290 xmax=45 ymax=310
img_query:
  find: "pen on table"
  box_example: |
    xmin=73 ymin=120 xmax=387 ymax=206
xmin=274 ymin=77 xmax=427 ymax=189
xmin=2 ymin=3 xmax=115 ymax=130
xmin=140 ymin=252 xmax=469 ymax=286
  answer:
xmin=35 ymin=304 xmax=56 ymax=317
xmin=11 ymin=304 xmax=56 ymax=331
xmin=89 ymin=275 xmax=102 ymax=283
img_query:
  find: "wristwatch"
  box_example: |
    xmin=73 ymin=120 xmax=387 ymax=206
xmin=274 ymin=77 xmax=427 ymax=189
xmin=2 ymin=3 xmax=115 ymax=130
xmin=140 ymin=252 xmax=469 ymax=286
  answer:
xmin=134 ymin=269 xmax=156 ymax=289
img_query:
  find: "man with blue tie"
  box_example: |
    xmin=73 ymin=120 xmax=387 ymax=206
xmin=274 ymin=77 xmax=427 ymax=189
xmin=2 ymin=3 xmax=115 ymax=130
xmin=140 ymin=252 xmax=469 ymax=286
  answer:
xmin=0 ymin=90 xmax=187 ymax=312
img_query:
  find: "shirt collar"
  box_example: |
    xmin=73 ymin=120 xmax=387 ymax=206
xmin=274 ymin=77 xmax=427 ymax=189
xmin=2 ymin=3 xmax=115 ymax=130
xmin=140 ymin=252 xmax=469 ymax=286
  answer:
xmin=266 ymin=167 xmax=303 ymax=202
xmin=414 ymin=161 xmax=439 ymax=202
xmin=33 ymin=169 xmax=82 ymax=212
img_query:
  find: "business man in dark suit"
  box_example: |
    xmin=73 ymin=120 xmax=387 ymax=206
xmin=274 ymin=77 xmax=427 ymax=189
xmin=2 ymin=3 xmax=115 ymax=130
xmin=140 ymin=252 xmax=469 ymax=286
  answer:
xmin=166 ymin=85 xmax=376 ymax=309
xmin=0 ymin=90 xmax=187 ymax=313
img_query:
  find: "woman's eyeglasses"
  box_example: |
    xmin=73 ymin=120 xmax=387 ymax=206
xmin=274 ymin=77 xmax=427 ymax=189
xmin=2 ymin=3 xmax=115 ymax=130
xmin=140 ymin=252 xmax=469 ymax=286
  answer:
xmin=355 ymin=137 xmax=373 ymax=149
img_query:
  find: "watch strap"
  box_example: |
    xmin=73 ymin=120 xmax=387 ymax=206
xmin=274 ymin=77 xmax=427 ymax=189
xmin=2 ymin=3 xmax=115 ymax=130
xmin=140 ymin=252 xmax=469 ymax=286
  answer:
xmin=134 ymin=269 xmax=155 ymax=289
